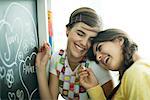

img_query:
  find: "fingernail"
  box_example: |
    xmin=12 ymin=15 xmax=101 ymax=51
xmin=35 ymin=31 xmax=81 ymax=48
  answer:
xmin=82 ymin=66 xmax=86 ymax=70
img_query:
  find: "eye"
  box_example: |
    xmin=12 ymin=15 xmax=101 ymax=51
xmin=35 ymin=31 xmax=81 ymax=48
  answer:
xmin=76 ymin=30 xmax=85 ymax=36
xmin=77 ymin=32 xmax=84 ymax=36
xmin=105 ymin=57 xmax=109 ymax=63
xmin=105 ymin=55 xmax=111 ymax=64
xmin=96 ymin=44 xmax=102 ymax=52
xmin=89 ymin=37 xmax=94 ymax=41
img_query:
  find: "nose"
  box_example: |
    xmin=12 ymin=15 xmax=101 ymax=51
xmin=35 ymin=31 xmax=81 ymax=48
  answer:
xmin=96 ymin=52 xmax=103 ymax=61
xmin=81 ymin=38 xmax=89 ymax=47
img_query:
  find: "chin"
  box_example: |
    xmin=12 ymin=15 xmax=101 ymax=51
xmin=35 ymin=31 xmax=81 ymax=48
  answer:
xmin=72 ymin=52 xmax=84 ymax=59
xmin=109 ymin=67 xmax=119 ymax=71
xmin=100 ymin=64 xmax=115 ymax=71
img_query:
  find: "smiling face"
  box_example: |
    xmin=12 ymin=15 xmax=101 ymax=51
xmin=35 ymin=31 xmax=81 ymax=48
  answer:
xmin=93 ymin=39 xmax=124 ymax=71
xmin=66 ymin=22 xmax=99 ymax=61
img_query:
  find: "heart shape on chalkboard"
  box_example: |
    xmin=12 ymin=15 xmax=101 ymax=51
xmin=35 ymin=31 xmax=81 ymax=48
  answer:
xmin=16 ymin=89 xmax=24 ymax=99
xmin=0 ymin=2 xmax=38 ymax=68
xmin=0 ymin=65 xmax=6 ymax=79
xmin=8 ymin=92 xmax=16 ymax=100
xmin=1 ymin=2 xmax=38 ymax=99
xmin=0 ymin=18 xmax=23 ymax=68
xmin=19 ymin=52 xmax=37 ymax=99
xmin=0 ymin=3 xmax=27 ymax=69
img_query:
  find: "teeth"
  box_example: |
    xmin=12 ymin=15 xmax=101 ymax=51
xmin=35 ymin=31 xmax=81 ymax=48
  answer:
xmin=75 ymin=44 xmax=84 ymax=51
xmin=103 ymin=56 xmax=109 ymax=64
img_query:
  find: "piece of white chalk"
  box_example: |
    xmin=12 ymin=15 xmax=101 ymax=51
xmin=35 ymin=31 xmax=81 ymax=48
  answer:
xmin=82 ymin=66 xmax=86 ymax=70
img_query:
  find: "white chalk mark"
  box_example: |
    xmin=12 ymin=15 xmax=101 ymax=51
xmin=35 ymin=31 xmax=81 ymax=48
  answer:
xmin=19 ymin=52 xmax=37 ymax=100
xmin=0 ymin=66 xmax=6 ymax=79
xmin=16 ymin=89 xmax=24 ymax=100
xmin=0 ymin=2 xmax=38 ymax=99
xmin=6 ymin=69 xmax=14 ymax=88
xmin=8 ymin=92 xmax=16 ymax=100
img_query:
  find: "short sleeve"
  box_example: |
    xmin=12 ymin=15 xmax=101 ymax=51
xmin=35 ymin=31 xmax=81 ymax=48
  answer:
xmin=88 ymin=60 xmax=112 ymax=85
xmin=49 ymin=51 xmax=60 ymax=75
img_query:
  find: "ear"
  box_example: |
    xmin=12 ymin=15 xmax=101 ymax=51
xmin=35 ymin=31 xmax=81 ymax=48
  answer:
xmin=115 ymin=37 xmax=124 ymax=46
xmin=118 ymin=37 xmax=124 ymax=46
xmin=66 ymin=27 xmax=70 ymax=37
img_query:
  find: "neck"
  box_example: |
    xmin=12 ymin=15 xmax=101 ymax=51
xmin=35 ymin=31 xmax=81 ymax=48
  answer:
xmin=66 ymin=49 xmax=83 ymax=70
xmin=119 ymin=51 xmax=141 ymax=79
xmin=132 ymin=51 xmax=141 ymax=61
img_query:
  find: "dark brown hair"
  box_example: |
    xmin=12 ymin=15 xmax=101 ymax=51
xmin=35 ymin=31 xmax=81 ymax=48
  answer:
xmin=66 ymin=7 xmax=102 ymax=30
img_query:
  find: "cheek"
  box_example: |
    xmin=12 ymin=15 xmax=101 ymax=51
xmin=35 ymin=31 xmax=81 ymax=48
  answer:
xmin=87 ymin=42 xmax=91 ymax=49
xmin=109 ymin=63 xmax=119 ymax=70
xmin=113 ymin=58 xmax=122 ymax=70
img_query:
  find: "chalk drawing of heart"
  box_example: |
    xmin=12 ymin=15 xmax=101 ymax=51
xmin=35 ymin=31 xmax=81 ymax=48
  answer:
xmin=16 ymin=89 xmax=24 ymax=100
xmin=0 ymin=3 xmax=24 ymax=68
xmin=19 ymin=52 xmax=38 ymax=100
xmin=8 ymin=92 xmax=16 ymax=100
xmin=0 ymin=66 xmax=6 ymax=79
xmin=0 ymin=2 xmax=37 ymax=68
xmin=0 ymin=2 xmax=38 ymax=100
xmin=0 ymin=14 xmax=23 ymax=68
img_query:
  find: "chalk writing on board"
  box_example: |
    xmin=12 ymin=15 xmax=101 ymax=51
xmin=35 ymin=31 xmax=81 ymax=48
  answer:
xmin=0 ymin=2 xmax=39 ymax=100
xmin=19 ymin=52 xmax=37 ymax=100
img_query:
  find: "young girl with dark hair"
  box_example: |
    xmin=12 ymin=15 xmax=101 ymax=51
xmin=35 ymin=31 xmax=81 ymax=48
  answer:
xmin=79 ymin=28 xmax=150 ymax=100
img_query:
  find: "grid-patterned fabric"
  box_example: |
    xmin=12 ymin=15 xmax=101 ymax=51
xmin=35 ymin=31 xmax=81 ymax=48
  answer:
xmin=56 ymin=50 xmax=89 ymax=100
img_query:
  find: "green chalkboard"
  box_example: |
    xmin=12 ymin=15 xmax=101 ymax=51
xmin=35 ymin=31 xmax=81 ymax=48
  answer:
xmin=0 ymin=0 xmax=40 ymax=99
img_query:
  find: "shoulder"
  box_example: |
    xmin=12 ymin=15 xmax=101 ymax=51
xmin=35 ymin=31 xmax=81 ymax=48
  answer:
xmin=50 ymin=49 xmax=65 ymax=65
xmin=122 ymin=59 xmax=150 ymax=86
xmin=123 ymin=59 xmax=150 ymax=78
xmin=119 ymin=59 xmax=150 ymax=97
xmin=51 ymin=49 xmax=65 ymax=59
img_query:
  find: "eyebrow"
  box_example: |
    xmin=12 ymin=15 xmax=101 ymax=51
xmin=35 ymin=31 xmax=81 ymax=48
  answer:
xmin=96 ymin=43 xmax=101 ymax=52
xmin=77 ymin=29 xmax=96 ymax=38
xmin=77 ymin=30 xmax=85 ymax=35
xmin=81 ymin=26 xmax=98 ymax=33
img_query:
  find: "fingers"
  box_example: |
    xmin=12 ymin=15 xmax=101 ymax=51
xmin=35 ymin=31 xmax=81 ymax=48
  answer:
xmin=79 ymin=69 xmax=89 ymax=81
xmin=38 ymin=42 xmax=51 ymax=54
xmin=79 ymin=68 xmax=96 ymax=80
xmin=79 ymin=70 xmax=89 ymax=77
xmin=44 ymin=42 xmax=50 ymax=51
xmin=79 ymin=66 xmax=87 ymax=73
xmin=85 ymin=68 xmax=94 ymax=75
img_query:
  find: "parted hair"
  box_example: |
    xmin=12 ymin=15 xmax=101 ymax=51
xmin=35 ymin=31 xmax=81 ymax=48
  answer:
xmin=87 ymin=29 xmax=138 ymax=99
xmin=66 ymin=7 xmax=102 ymax=30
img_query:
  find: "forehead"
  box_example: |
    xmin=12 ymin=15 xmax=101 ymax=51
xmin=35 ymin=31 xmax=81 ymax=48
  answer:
xmin=93 ymin=42 xmax=106 ymax=53
xmin=74 ymin=22 xmax=100 ymax=33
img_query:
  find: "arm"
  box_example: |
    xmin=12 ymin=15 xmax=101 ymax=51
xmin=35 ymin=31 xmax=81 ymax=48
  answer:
xmin=89 ymin=62 xmax=114 ymax=97
xmin=101 ymin=80 xmax=113 ymax=97
xmin=87 ymin=85 xmax=106 ymax=100
xmin=36 ymin=43 xmax=52 ymax=100
xmin=49 ymin=73 xmax=59 ymax=100
xmin=79 ymin=68 xmax=106 ymax=100
xmin=36 ymin=69 xmax=52 ymax=100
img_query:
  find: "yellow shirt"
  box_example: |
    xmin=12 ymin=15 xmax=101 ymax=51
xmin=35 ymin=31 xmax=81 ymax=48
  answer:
xmin=87 ymin=59 xmax=150 ymax=100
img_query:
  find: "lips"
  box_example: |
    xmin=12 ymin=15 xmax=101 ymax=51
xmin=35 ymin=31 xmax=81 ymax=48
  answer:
xmin=100 ymin=54 xmax=110 ymax=66
xmin=74 ymin=43 xmax=86 ymax=52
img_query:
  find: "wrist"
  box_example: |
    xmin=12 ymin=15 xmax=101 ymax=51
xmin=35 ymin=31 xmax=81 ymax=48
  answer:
xmin=36 ymin=65 xmax=46 ymax=73
xmin=88 ymin=82 xmax=99 ymax=89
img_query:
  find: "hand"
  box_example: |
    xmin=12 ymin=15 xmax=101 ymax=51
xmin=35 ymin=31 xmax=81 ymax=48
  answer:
xmin=79 ymin=68 xmax=99 ymax=90
xmin=36 ymin=42 xmax=50 ymax=72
